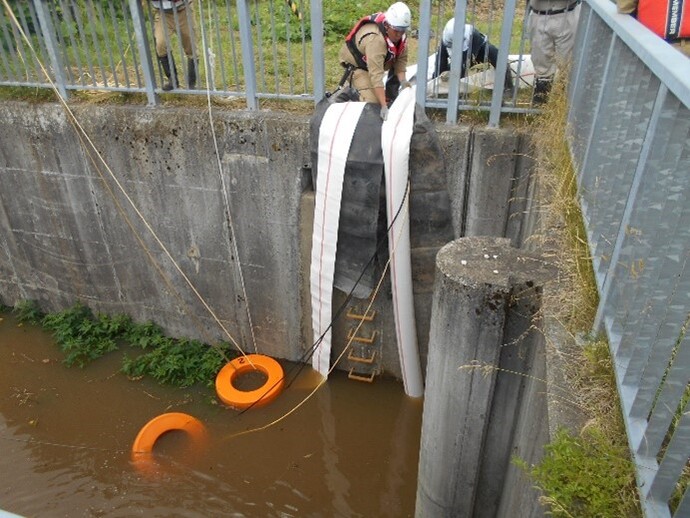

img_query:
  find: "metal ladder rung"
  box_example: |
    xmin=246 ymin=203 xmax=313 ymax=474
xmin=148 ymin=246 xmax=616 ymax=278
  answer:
xmin=347 ymin=328 xmax=378 ymax=344
xmin=346 ymin=308 xmax=376 ymax=322
xmin=348 ymin=368 xmax=376 ymax=383
xmin=348 ymin=348 xmax=376 ymax=364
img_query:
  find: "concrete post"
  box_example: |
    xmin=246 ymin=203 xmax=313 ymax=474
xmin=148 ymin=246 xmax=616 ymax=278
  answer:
xmin=415 ymin=236 xmax=554 ymax=517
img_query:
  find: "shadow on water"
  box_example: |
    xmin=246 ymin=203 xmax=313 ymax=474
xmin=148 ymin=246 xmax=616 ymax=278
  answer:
xmin=0 ymin=312 xmax=422 ymax=517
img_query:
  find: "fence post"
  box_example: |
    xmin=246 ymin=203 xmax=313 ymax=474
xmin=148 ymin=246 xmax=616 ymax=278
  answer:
xmin=127 ymin=0 xmax=157 ymax=106
xmin=488 ymin=0 xmax=517 ymax=128
xmin=415 ymin=0 xmax=431 ymax=109
xmin=236 ymin=0 xmax=258 ymax=109
xmin=33 ymin=0 xmax=68 ymax=100
xmin=310 ymin=0 xmax=324 ymax=101
xmin=445 ymin=0 xmax=467 ymax=125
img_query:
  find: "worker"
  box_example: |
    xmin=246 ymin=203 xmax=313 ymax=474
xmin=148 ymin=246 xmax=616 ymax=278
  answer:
xmin=337 ymin=2 xmax=412 ymax=120
xmin=151 ymin=0 xmax=198 ymax=91
xmin=433 ymin=18 xmax=514 ymax=94
xmin=527 ymin=0 xmax=581 ymax=104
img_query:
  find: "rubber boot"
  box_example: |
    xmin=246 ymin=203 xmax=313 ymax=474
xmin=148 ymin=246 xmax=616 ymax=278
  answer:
xmin=186 ymin=57 xmax=197 ymax=90
xmin=158 ymin=55 xmax=177 ymax=91
xmin=532 ymin=78 xmax=552 ymax=105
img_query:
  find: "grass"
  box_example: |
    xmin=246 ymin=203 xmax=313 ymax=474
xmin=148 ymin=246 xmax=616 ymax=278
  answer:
xmin=1 ymin=0 xmax=532 ymax=114
xmin=518 ymin=73 xmax=642 ymax=517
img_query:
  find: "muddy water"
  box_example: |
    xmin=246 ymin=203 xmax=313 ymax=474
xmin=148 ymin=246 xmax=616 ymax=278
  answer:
xmin=0 ymin=313 xmax=422 ymax=517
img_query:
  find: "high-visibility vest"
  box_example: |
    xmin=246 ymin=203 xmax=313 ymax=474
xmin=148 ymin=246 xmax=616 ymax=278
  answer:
xmin=345 ymin=13 xmax=407 ymax=70
xmin=638 ymin=0 xmax=690 ymax=40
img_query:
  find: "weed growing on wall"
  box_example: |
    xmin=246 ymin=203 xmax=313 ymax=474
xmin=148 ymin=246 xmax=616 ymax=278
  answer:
xmin=11 ymin=300 xmax=235 ymax=388
xmin=516 ymin=339 xmax=640 ymax=517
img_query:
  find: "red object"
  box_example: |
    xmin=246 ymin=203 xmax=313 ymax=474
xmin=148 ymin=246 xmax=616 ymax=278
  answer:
xmin=638 ymin=0 xmax=690 ymax=40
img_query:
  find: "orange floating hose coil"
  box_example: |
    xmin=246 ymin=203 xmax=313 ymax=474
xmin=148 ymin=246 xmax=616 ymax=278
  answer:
xmin=131 ymin=412 xmax=207 ymax=454
xmin=215 ymin=354 xmax=284 ymax=410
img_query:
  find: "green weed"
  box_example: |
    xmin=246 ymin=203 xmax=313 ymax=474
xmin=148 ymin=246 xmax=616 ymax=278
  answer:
xmin=13 ymin=299 xmax=45 ymax=324
xmin=41 ymin=303 xmax=120 ymax=367
xmin=122 ymin=338 xmax=233 ymax=388
xmin=517 ymin=427 xmax=639 ymax=518
xmin=10 ymin=300 xmax=234 ymax=389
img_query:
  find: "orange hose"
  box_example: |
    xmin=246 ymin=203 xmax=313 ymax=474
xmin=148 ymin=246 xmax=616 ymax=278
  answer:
xmin=215 ymin=354 xmax=284 ymax=410
xmin=131 ymin=412 xmax=207 ymax=454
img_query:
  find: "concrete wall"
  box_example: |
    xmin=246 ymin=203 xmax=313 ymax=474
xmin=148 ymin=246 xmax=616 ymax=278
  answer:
xmin=0 ymin=101 xmax=531 ymax=379
xmin=0 ymin=101 xmax=562 ymax=516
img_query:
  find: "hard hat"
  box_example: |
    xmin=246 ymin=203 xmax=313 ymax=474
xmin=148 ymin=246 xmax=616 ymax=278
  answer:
xmin=442 ymin=18 xmax=455 ymax=48
xmin=442 ymin=19 xmax=473 ymax=52
xmin=385 ymin=2 xmax=411 ymax=30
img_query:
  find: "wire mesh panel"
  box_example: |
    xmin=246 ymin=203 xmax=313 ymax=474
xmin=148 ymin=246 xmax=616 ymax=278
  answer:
xmin=569 ymin=0 xmax=690 ymax=516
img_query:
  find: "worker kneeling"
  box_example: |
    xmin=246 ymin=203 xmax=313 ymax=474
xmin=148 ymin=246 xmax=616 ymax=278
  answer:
xmin=336 ymin=2 xmax=412 ymax=121
xmin=433 ymin=18 xmax=514 ymax=95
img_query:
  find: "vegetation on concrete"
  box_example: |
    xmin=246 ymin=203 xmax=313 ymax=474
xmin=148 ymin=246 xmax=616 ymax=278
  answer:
xmin=519 ymin=75 xmax=642 ymax=517
xmin=515 ymin=339 xmax=640 ymax=517
xmin=12 ymin=300 xmax=234 ymax=388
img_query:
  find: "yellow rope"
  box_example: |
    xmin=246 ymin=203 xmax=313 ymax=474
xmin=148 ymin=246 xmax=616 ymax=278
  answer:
xmin=222 ymin=181 xmax=412 ymax=441
xmin=0 ymin=0 xmax=250 ymax=360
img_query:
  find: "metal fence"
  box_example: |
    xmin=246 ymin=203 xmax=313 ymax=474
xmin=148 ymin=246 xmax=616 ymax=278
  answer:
xmin=0 ymin=0 xmax=540 ymax=124
xmin=568 ymin=0 xmax=690 ymax=516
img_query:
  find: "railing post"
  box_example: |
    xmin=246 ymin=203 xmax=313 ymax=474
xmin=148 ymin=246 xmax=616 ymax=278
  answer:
xmin=33 ymin=0 xmax=68 ymax=100
xmin=445 ymin=0 xmax=467 ymax=125
xmin=310 ymin=0 xmax=324 ymax=102
xmin=415 ymin=0 xmax=432 ymax=109
xmin=127 ymin=0 xmax=158 ymax=106
xmin=487 ymin=0 xmax=516 ymax=128
xmin=236 ymin=0 xmax=258 ymax=109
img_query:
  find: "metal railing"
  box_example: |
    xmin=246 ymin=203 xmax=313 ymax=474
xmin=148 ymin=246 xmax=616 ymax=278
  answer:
xmin=0 ymin=0 xmax=540 ymax=124
xmin=568 ymin=1 xmax=690 ymax=516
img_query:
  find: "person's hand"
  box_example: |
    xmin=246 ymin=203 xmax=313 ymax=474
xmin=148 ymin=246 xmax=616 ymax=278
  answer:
xmin=399 ymin=80 xmax=411 ymax=92
xmin=380 ymin=105 xmax=389 ymax=121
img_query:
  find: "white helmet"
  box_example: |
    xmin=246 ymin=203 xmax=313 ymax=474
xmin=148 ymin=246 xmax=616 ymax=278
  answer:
xmin=385 ymin=2 xmax=411 ymax=30
xmin=442 ymin=18 xmax=473 ymax=52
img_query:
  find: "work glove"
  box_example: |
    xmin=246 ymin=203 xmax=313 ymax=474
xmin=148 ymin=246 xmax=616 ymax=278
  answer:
xmin=398 ymin=80 xmax=411 ymax=92
xmin=380 ymin=105 xmax=389 ymax=121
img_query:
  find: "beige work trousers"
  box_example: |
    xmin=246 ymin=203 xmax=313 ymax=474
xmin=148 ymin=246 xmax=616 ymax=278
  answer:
xmin=528 ymin=5 xmax=580 ymax=79
xmin=350 ymin=68 xmax=380 ymax=103
xmin=154 ymin=6 xmax=195 ymax=58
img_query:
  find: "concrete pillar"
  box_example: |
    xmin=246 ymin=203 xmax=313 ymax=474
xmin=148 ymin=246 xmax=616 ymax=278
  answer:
xmin=415 ymin=237 xmax=554 ymax=518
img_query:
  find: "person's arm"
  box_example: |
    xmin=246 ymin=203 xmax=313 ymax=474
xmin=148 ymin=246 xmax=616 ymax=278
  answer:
xmin=362 ymin=34 xmax=389 ymax=108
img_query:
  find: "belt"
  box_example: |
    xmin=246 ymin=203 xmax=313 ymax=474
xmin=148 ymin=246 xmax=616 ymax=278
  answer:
xmin=531 ymin=0 xmax=580 ymax=15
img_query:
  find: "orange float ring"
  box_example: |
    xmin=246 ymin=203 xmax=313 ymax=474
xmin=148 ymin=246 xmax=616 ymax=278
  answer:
xmin=215 ymin=354 xmax=284 ymax=410
xmin=131 ymin=412 xmax=207 ymax=454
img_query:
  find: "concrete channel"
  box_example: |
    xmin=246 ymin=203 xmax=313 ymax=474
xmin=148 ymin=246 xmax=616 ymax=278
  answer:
xmin=0 ymin=101 xmax=575 ymax=517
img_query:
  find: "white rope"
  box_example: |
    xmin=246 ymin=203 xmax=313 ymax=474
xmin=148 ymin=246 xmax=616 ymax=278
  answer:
xmin=196 ymin=0 xmax=259 ymax=355
xmin=0 ymin=0 xmax=249 ymax=357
